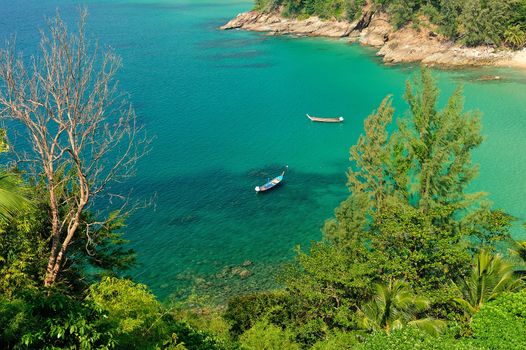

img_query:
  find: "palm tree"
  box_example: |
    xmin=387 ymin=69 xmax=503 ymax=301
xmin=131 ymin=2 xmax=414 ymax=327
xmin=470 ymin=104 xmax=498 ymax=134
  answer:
xmin=357 ymin=280 xmax=445 ymax=336
xmin=0 ymin=129 xmax=28 ymax=221
xmin=504 ymin=25 xmax=526 ymax=49
xmin=0 ymin=171 xmax=27 ymax=221
xmin=454 ymin=250 xmax=524 ymax=316
xmin=509 ymin=238 xmax=526 ymax=271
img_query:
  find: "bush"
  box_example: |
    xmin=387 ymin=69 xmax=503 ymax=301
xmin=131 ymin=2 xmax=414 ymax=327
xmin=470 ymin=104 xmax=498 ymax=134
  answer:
xmin=224 ymin=291 xmax=292 ymax=336
xmin=311 ymin=331 xmax=358 ymax=349
xmin=470 ymin=290 xmax=526 ymax=349
xmin=238 ymin=321 xmax=300 ymax=350
xmin=0 ymin=290 xmax=114 ymax=349
xmin=254 ymin=0 xmax=350 ymax=20
xmin=87 ymin=277 xmax=167 ymax=349
xmin=356 ymin=327 xmax=482 ymax=350
xmin=168 ymin=320 xmax=232 ymax=350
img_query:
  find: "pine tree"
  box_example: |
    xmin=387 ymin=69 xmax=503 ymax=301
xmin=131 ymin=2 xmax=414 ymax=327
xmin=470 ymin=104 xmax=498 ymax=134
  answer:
xmin=401 ymin=68 xmax=483 ymax=214
xmin=324 ymin=68 xmax=491 ymax=299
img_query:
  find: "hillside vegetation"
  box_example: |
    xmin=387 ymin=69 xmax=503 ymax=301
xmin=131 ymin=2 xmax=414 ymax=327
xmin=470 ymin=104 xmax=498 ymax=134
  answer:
xmin=254 ymin=0 xmax=526 ymax=47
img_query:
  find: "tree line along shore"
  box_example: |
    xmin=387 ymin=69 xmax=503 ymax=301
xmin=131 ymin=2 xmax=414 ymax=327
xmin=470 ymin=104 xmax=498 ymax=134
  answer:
xmin=222 ymin=0 xmax=526 ymax=68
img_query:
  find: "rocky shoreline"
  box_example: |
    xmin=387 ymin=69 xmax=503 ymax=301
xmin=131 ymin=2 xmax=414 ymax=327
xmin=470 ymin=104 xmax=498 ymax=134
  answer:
xmin=221 ymin=10 xmax=526 ymax=69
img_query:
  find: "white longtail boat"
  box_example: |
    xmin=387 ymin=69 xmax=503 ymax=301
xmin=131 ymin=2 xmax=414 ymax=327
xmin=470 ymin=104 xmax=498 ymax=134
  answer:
xmin=306 ymin=114 xmax=344 ymax=123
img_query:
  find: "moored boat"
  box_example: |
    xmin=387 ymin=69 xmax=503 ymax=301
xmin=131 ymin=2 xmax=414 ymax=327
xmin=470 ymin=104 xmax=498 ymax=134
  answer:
xmin=255 ymin=166 xmax=288 ymax=192
xmin=306 ymin=114 xmax=344 ymax=123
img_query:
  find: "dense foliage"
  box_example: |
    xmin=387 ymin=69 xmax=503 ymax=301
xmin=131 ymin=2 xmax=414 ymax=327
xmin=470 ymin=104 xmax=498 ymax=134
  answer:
xmin=254 ymin=0 xmax=366 ymax=20
xmin=470 ymin=290 xmax=526 ymax=349
xmin=254 ymin=0 xmax=526 ymax=47
xmin=219 ymin=68 xmax=526 ymax=348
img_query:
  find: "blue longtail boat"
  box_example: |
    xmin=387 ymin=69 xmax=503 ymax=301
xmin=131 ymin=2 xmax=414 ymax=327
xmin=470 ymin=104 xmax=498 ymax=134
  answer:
xmin=255 ymin=166 xmax=288 ymax=193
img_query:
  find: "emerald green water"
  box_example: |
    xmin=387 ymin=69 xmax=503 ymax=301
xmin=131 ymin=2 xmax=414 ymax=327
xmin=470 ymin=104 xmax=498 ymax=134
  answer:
xmin=2 ymin=0 xmax=525 ymax=300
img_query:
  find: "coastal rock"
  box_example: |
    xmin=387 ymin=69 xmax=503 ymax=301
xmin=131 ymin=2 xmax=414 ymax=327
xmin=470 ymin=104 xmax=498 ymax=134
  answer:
xmin=221 ymin=11 xmax=354 ymax=38
xmin=377 ymin=26 xmax=513 ymax=67
xmin=477 ymin=75 xmax=502 ymax=81
xmin=215 ymin=263 xmax=254 ymax=280
xmin=238 ymin=269 xmax=252 ymax=279
xmin=242 ymin=260 xmax=253 ymax=267
xmin=359 ymin=12 xmax=392 ymax=47
xmin=221 ymin=10 xmax=524 ymax=69
xmin=230 ymin=266 xmax=252 ymax=279
xmin=497 ymin=48 xmax=526 ymax=69
xmin=377 ymin=26 xmax=451 ymax=64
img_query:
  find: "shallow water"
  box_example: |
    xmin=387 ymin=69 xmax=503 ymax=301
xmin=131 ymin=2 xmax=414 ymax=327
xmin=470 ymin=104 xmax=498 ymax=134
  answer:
xmin=1 ymin=0 xmax=525 ymax=300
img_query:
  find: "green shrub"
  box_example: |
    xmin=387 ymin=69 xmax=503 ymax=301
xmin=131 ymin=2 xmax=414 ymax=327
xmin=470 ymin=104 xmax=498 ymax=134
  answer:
xmin=238 ymin=321 xmax=300 ymax=350
xmin=293 ymin=318 xmax=331 ymax=347
xmin=311 ymin=331 xmax=358 ymax=349
xmin=224 ymin=291 xmax=291 ymax=336
xmin=470 ymin=290 xmax=526 ymax=349
xmin=356 ymin=327 xmax=482 ymax=350
xmin=0 ymin=291 xmax=114 ymax=349
xmin=168 ymin=320 xmax=232 ymax=350
xmin=87 ymin=277 xmax=167 ymax=349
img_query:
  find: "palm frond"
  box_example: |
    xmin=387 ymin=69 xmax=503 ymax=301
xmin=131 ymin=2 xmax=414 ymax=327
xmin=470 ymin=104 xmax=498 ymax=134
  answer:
xmin=0 ymin=172 xmax=28 ymax=221
xmin=408 ymin=318 xmax=446 ymax=336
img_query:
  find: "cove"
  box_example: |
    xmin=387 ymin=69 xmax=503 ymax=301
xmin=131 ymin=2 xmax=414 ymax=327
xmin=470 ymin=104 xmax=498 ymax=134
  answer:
xmin=1 ymin=0 xmax=525 ymax=300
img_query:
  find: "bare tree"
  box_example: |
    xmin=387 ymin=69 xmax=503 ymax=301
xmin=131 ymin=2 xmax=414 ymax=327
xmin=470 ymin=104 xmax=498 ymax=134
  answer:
xmin=0 ymin=10 xmax=148 ymax=286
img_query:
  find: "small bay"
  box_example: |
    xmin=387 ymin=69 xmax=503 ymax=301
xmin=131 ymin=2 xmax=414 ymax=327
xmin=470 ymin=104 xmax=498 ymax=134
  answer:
xmin=1 ymin=0 xmax=525 ymax=300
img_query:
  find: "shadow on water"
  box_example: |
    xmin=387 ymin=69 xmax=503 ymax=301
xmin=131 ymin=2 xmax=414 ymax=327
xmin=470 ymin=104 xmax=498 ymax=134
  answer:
xmin=197 ymin=36 xmax=269 ymax=50
xmin=111 ymin=1 xmax=249 ymax=11
xmin=125 ymin=165 xmax=347 ymax=219
xmin=201 ymin=50 xmax=266 ymax=61
xmin=213 ymin=62 xmax=274 ymax=69
xmin=121 ymin=166 xmax=349 ymax=301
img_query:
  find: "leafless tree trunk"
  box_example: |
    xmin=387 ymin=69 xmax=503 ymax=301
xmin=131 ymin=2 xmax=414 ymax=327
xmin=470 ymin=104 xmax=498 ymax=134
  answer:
xmin=0 ymin=10 xmax=148 ymax=287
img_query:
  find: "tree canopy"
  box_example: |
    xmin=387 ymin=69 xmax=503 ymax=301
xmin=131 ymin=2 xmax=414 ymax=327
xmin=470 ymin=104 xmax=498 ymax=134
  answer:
xmin=254 ymin=0 xmax=526 ymax=47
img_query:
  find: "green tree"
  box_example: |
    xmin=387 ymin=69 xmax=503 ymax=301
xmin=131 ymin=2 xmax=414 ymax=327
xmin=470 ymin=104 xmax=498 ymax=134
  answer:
xmin=0 ymin=129 xmax=28 ymax=222
xmin=0 ymin=10 xmax=147 ymax=287
xmin=346 ymin=97 xmax=394 ymax=218
xmin=508 ymin=225 xmax=526 ymax=271
xmin=1 ymin=290 xmax=115 ymax=349
xmin=0 ymin=202 xmax=48 ymax=297
xmin=0 ymin=172 xmax=28 ymax=222
xmin=278 ymin=68 xmax=495 ymax=346
xmin=224 ymin=291 xmax=292 ymax=336
xmin=504 ymin=24 xmax=526 ymax=48
xmin=370 ymin=199 xmax=470 ymax=295
xmin=310 ymin=331 xmax=358 ymax=349
xmin=0 ymin=178 xmax=136 ymax=296
xmin=401 ymin=69 xmax=483 ymax=213
xmin=326 ymin=68 xmax=483 ymax=296
xmin=87 ymin=277 xmax=168 ymax=349
xmin=238 ymin=321 xmax=300 ymax=350
xmin=357 ymin=280 xmax=445 ymax=335
xmin=285 ymin=242 xmax=375 ymax=329
xmin=454 ymin=250 xmax=524 ymax=317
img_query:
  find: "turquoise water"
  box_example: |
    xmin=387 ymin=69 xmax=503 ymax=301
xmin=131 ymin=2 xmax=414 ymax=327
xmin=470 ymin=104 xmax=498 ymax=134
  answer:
xmin=1 ymin=0 xmax=525 ymax=300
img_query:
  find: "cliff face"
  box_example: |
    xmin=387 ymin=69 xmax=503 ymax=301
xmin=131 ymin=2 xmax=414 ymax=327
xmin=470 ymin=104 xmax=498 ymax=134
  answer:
xmin=220 ymin=11 xmax=356 ymax=38
xmin=221 ymin=10 xmax=526 ymax=69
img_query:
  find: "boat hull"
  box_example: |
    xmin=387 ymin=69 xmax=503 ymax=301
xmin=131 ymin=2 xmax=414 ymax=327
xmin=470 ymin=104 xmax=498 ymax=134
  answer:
xmin=255 ymin=175 xmax=283 ymax=192
xmin=306 ymin=114 xmax=344 ymax=123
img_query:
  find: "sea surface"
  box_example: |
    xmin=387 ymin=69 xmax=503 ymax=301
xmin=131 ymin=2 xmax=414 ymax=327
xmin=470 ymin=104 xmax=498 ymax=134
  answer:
xmin=1 ymin=0 xmax=525 ymax=300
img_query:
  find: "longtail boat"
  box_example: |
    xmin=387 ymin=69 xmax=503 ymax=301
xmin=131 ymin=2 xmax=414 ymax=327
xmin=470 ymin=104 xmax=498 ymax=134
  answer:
xmin=255 ymin=166 xmax=288 ymax=193
xmin=306 ymin=114 xmax=344 ymax=123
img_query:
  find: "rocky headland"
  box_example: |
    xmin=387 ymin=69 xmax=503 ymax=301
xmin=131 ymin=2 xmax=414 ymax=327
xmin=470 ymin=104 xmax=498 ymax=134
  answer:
xmin=221 ymin=10 xmax=526 ymax=69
